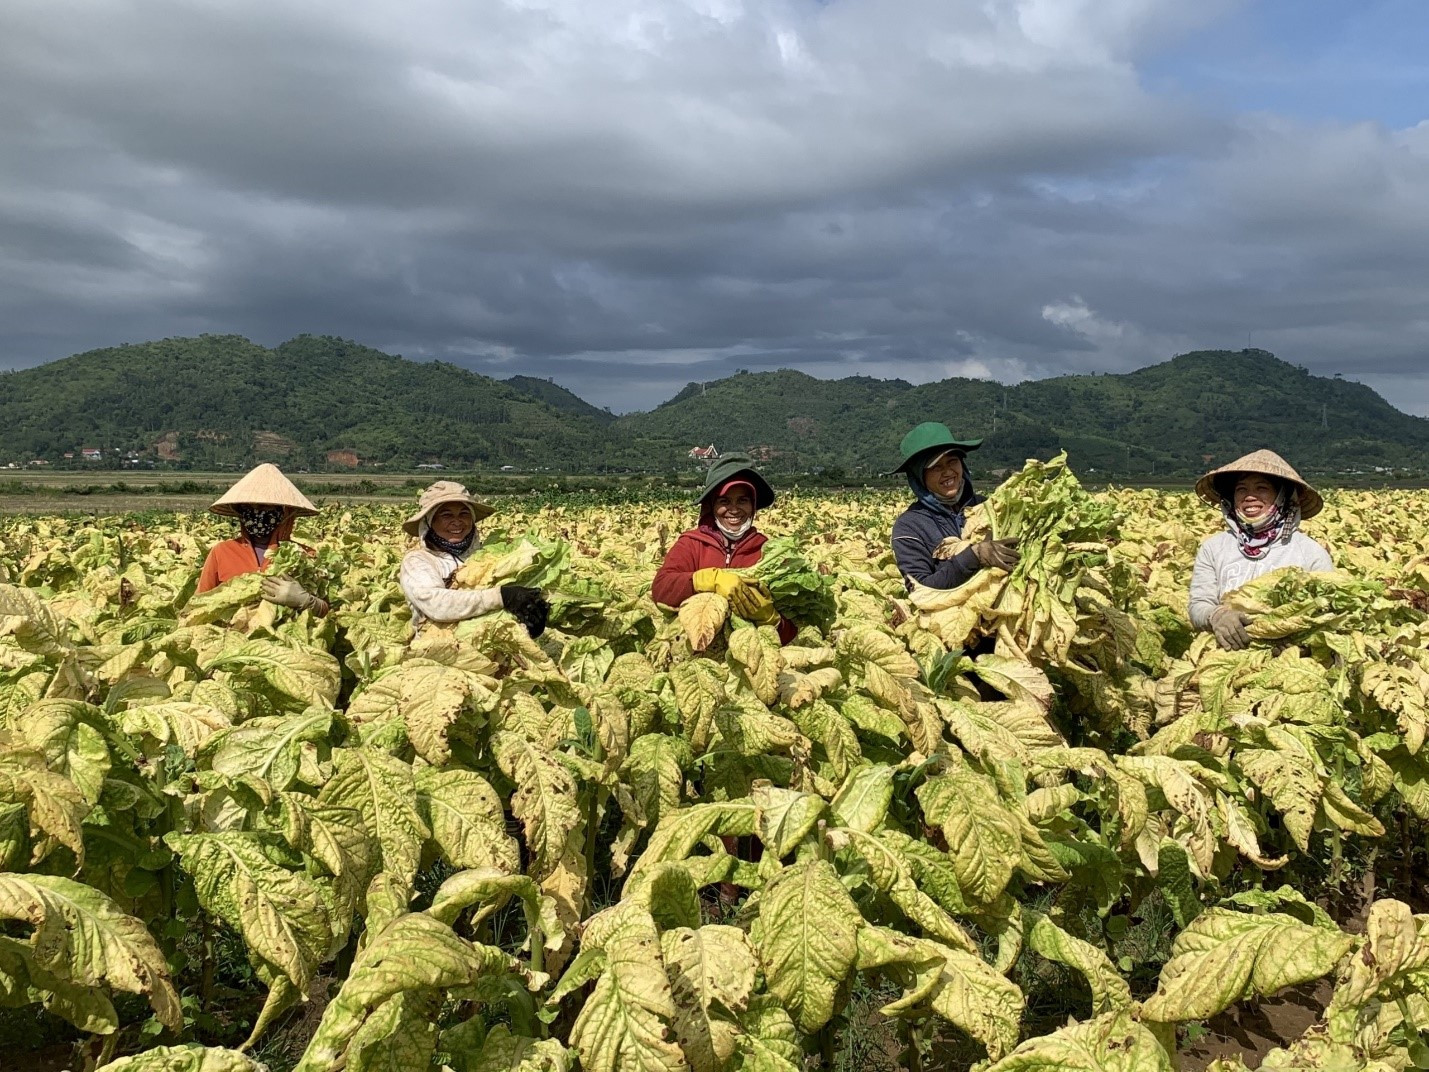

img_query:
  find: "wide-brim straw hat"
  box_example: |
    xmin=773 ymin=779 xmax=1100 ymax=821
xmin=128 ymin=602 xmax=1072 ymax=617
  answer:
xmin=1194 ymin=449 xmax=1323 ymax=520
xmin=210 ymin=463 xmax=318 ymax=518
xmin=402 ymin=480 xmax=495 ymax=536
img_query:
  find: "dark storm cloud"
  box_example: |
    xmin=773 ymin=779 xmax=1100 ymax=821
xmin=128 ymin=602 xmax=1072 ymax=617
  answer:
xmin=1 ymin=0 xmax=1426 ymax=413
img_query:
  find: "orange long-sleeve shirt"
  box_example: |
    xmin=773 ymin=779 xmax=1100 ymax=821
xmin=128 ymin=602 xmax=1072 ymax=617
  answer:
xmin=196 ymin=536 xmax=278 ymax=593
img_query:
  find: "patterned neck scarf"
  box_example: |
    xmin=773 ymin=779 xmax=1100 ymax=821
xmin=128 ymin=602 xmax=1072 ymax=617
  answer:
xmin=424 ymin=524 xmax=476 ymax=558
xmin=1222 ymin=484 xmax=1299 ymax=559
xmin=236 ymin=505 xmax=284 ymax=545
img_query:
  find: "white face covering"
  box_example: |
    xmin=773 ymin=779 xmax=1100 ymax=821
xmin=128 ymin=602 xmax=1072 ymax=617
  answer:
xmin=716 ymin=517 xmax=753 ymax=540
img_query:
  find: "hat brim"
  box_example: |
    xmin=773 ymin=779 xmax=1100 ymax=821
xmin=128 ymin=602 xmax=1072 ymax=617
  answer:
xmin=212 ymin=502 xmax=318 ymax=519
xmin=887 ymin=438 xmax=982 ymax=477
xmin=402 ymin=495 xmax=496 ymax=536
xmin=695 ymin=470 xmax=775 ymax=511
xmin=1194 ymin=469 xmax=1323 ymax=520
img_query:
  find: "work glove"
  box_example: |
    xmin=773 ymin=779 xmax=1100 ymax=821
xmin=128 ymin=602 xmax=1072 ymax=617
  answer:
xmin=501 ymin=585 xmax=550 ymax=639
xmin=729 ymin=581 xmax=779 ymax=626
xmin=691 ymin=568 xmax=744 ymax=599
xmin=971 ymin=537 xmax=1021 ymax=573
xmin=261 ymin=574 xmax=317 ymax=611
xmin=1208 ymin=605 xmax=1252 ymax=651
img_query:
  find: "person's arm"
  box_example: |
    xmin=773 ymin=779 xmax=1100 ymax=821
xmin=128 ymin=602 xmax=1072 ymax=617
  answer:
xmin=775 ymin=616 xmax=797 ymax=645
xmin=652 ymin=535 xmax=702 ymax=608
xmin=196 ymin=547 xmax=222 ymax=593
xmin=399 ymin=552 xmax=503 ymax=623
xmin=1188 ymin=539 xmax=1221 ymax=631
xmin=892 ymin=516 xmax=980 ymax=591
xmin=1304 ymin=538 xmax=1334 ymax=572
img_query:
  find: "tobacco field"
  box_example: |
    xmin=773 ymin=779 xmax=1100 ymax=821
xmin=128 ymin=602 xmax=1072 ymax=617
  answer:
xmin=3 ymin=458 xmax=1429 ymax=1072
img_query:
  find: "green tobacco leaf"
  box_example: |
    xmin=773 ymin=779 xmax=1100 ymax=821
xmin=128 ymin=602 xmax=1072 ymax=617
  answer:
xmin=463 ymin=1024 xmax=572 ymax=1072
xmin=0 ymin=757 xmax=89 ymax=866
xmin=829 ymin=764 xmax=894 ymax=833
xmin=917 ymin=767 xmax=1022 ymax=903
xmin=1142 ymin=908 xmax=1355 ymax=1022
xmin=295 ymin=913 xmax=529 ymax=1072
xmin=0 ymin=872 xmax=181 ymax=1032
xmin=1023 ymin=911 xmax=1130 ymax=1017
xmin=346 ymin=989 xmax=440 ymax=1072
xmin=13 ymin=699 xmax=111 ymax=804
xmin=318 ymin=747 xmax=429 ymax=889
xmin=0 ymin=584 xmax=71 ymax=656
xmin=203 ymin=708 xmax=332 ymax=791
xmin=95 ymin=1045 xmax=270 ymax=1072
xmin=624 ymin=802 xmax=758 ymax=896
xmin=165 ymin=832 xmax=332 ymax=992
xmin=416 ymin=767 xmax=519 ymax=876
xmin=983 ymin=1010 xmax=1174 ymax=1072
xmin=751 ymin=783 xmax=825 ymax=860
xmin=829 ymin=828 xmax=976 ymax=952
xmin=204 ymin=639 xmax=341 ymax=709
xmin=1328 ymin=898 xmax=1429 ymax=1033
xmin=752 ymin=858 xmax=862 ymax=1033
xmin=491 ymin=731 xmax=582 ymax=879
xmin=661 ymin=925 xmax=758 ymax=1072
xmin=734 ymin=996 xmax=803 ymax=1071
xmin=570 ymin=907 xmax=685 ymax=1072
xmin=117 ymin=701 xmax=231 ymax=759
xmin=856 ymin=925 xmax=1023 ymax=1061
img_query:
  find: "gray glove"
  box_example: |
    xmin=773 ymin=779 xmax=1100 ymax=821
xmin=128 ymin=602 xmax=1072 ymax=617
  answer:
xmin=1208 ymin=605 xmax=1252 ymax=650
xmin=971 ymin=537 xmax=1021 ymax=573
xmin=261 ymin=573 xmax=316 ymax=611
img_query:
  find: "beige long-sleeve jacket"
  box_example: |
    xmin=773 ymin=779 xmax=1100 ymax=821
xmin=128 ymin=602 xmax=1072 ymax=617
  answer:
xmin=399 ymin=544 xmax=503 ymax=633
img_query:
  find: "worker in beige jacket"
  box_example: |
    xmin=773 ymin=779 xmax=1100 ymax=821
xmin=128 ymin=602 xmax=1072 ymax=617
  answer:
xmin=1188 ymin=450 xmax=1333 ymax=650
xmin=398 ymin=481 xmax=548 ymax=637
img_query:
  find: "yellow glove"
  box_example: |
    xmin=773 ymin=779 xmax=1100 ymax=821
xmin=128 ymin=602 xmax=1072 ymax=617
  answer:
xmin=729 ymin=582 xmax=779 ymax=626
xmin=691 ymin=568 xmax=744 ymax=599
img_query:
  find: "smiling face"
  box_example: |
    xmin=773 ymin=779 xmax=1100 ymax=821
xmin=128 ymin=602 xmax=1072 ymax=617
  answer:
xmin=1233 ymin=474 xmax=1280 ymax=520
xmin=430 ymin=502 xmax=474 ymax=542
xmin=713 ymin=487 xmax=755 ymax=529
xmin=923 ymin=450 xmax=965 ymax=498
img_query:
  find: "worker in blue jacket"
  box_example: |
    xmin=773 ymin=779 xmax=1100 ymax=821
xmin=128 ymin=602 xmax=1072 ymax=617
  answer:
xmin=889 ymin=422 xmax=1020 ymax=591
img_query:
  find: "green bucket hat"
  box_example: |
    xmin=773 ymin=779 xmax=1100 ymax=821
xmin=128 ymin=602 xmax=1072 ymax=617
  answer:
xmin=888 ymin=422 xmax=982 ymax=476
xmin=694 ymin=452 xmax=775 ymax=510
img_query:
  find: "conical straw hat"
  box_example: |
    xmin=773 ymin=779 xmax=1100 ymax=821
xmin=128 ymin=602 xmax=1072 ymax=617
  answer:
xmin=210 ymin=463 xmax=318 ymax=517
xmin=402 ymin=480 xmax=495 ymax=536
xmin=1194 ymin=449 xmax=1322 ymax=519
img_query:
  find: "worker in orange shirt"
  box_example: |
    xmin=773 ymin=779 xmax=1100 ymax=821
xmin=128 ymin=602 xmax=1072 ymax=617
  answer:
xmin=195 ymin=463 xmax=329 ymax=615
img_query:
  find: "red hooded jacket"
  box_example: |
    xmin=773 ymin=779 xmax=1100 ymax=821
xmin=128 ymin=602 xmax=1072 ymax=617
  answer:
xmin=652 ymin=526 xmax=796 ymax=644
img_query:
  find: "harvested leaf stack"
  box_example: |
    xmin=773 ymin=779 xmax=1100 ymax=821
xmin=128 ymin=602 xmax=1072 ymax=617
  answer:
xmin=742 ymin=536 xmax=837 ymax=631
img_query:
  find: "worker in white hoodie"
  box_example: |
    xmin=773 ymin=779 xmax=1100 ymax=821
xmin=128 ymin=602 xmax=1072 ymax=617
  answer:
xmin=1188 ymin=450 xmax=1333 ymax=650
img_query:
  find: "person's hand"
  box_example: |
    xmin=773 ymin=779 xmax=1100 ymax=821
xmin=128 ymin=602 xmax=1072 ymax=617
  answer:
xmin=1208 ymin=605 xmax=1252 ymax=650
xmin=971 ymin=537 xmax=1021 ymax=572
xmin=729 ymin=581 xmax=779 ymax=626
xmin=691 ymin=568 xmax=744 ymax=599
xmin=501 ymin=585 xmax=551 ymax=638
xmin=261 ymin=574 xmax=316 ymax=610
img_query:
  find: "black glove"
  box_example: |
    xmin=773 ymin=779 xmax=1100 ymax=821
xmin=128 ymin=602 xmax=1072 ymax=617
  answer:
xmin=501 ymin=585 xmax=550 ymax=639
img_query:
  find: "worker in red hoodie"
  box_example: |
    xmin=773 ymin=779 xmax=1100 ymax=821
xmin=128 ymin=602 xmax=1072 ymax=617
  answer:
xmin=653 ymin=452 xmax=796 ymax=644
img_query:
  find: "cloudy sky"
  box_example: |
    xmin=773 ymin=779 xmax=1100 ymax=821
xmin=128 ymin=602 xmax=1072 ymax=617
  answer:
xmin=2 ymin=0 xmax=1426 ymax=412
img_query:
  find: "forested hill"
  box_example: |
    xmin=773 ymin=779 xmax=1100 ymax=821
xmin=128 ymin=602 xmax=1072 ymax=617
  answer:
xmin=0 ymin=336 xmax=1424 ymax=476
xmin=0 ymin=335 xmax=641 ymax=469
xmin=620 ymin=349 xmax=1429 ymax=476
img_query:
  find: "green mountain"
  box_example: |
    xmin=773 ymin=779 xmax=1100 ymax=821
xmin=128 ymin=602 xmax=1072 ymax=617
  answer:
xmin=0 ymin=335 xmax=639 ymax=470
xmin=0 ymin=337 xmax=1423 ymax=478
xmin=504 ymin=375 xmax=616 ymax=424
xmin=621 ymin=350 xmax=1429 ymax=477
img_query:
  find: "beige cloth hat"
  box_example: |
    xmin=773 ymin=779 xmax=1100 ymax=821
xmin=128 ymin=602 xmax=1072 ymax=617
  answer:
xmin=1194 ymin=449 xmax=1323 ymax=520
xmin=210 ymin=463 xmax=318 ymax=517
xmin=402 ymin=480 xmax=495 ymax=536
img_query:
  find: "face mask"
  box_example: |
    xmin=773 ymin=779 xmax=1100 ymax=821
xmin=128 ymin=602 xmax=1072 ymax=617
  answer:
xmin=717 ymin=517 xmax=753 ymax=540
xmin=236 ymin=505 xmax=284 ymax=544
